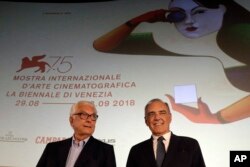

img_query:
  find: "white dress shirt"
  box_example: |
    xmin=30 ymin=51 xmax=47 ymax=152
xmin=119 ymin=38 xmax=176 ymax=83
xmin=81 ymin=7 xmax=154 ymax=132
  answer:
xmin=152 ymin=131 xmax=171 ymax=158
xmin=65 ymin=136 xmax=89 ymax=167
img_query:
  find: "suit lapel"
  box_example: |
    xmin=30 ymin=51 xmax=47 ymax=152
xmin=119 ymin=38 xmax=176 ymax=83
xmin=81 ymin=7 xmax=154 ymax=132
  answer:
xmin=58 ymin=138 xmax=72 ymax=167
xmin=162 ymin=133 xmax=179 ymax=166
xmin=144 ymin=138 xmax=158 ymax=167
xmin=74 ymin=136 xmax=96 ymax=165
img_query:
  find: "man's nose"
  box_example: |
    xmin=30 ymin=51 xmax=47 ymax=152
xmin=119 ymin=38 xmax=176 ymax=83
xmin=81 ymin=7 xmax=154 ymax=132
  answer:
xmin=154 ymin=113 xmax=161 ymax=119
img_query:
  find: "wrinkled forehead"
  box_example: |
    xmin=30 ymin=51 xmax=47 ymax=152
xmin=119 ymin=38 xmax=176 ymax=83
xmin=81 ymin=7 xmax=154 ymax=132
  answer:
xmin=71 ymin=101 xmax=97 ymax=115
xmin=169 ymin=0 xmax=200 ymax=10
xmin=146 ymin=101 xmax=170 ymax=113
xmin=77 ymin=103 xmax=96 ymax=112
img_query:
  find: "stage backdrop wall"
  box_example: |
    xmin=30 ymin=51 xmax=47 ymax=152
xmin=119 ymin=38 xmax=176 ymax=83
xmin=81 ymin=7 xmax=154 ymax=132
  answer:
xmin=0 ymin=0 xmax=249 ymax=166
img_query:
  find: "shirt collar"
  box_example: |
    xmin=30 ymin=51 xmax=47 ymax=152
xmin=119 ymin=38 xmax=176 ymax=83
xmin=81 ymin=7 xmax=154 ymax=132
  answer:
xmin=152 ymin=131 xmax=171 ymax=141
xmin=72 ymin=135 xmax=90 ymax=147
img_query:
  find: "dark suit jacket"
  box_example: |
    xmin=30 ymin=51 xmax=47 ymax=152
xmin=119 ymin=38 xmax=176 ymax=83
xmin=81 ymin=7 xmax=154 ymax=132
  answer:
xmin=36 ymin=136 xmax=116 ymax=167
xmin=126 ymin=133 xmax=205 ymax=167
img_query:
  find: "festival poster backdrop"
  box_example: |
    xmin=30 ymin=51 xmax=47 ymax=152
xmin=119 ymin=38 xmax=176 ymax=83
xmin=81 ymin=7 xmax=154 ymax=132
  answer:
xmin=0 ymin=0 xmax=249 ymax=166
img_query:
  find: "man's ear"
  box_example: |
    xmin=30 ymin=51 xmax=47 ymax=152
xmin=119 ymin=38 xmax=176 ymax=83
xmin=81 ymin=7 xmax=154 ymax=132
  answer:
xmin=69 ymin=116 xmax=73 ymax=125
xmin=145 ymin=117 xmax=149 ymax=126
xmin=168 ymin=112 xmax=172 ymax=122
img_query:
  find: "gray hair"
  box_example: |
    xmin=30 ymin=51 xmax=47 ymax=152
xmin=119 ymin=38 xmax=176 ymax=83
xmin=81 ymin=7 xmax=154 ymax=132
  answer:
xmin=144 ymin=98 xmax=170 ymax=116
xmin=70 ymin=100 xmax=97 ymax=116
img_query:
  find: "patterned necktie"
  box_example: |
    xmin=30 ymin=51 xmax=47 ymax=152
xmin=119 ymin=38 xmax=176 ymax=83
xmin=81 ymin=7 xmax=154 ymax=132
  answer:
xmin=156 ymin=136 xmax=165 ymax=167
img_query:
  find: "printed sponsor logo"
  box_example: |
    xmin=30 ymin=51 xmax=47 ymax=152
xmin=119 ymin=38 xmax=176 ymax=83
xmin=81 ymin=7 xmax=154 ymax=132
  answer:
xmin=0 ymin=131 xmax=27 ymax=143
xmin=35 ymin=136 xmax=67 ymax=144
xmin=99 ymin=138 xmax=116 ymax=145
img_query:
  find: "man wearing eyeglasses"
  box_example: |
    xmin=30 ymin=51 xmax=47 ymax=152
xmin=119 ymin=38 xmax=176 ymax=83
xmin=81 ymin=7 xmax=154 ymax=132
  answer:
xmin=126 ymin=98 xmax=205 ymax=167
xmin=37 ymin=100 xmax=116 ymax=167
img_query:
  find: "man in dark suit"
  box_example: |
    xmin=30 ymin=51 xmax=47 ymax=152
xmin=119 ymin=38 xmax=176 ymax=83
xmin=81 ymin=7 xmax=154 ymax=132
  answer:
xmin=126 ymin=98 xmax=205 ymax=167
xmin=36 ymin=100 xmax=116 ymax=167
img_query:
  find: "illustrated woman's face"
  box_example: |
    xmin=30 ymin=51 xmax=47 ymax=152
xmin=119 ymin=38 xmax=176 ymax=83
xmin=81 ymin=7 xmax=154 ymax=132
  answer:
xmin=168 ymin=0 xmax=226 ymax=38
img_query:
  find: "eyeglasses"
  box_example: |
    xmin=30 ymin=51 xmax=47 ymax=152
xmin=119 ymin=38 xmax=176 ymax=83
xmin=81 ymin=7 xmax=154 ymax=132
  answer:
xmin=73 ymin=111 xmax=98 ymax=121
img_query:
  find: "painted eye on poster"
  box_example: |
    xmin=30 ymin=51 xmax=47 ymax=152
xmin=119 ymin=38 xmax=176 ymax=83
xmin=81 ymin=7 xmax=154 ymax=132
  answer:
xmin=174 ymin=84 xmax=197 ymax=104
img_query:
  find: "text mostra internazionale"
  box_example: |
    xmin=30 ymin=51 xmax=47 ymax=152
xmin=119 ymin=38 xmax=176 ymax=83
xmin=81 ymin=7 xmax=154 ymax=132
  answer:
xmin=14 ymin=74 xmax=136 ymax=89
xmin=13 ymin=74 xmax=123 ymax=81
